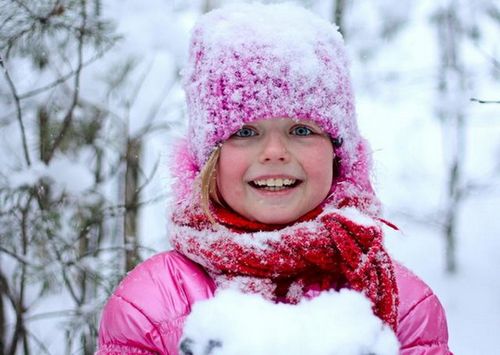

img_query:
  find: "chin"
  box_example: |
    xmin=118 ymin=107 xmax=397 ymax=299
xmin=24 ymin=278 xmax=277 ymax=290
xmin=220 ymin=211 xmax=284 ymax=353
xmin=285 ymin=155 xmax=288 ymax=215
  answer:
xmin=253 ymin=212 xmax=301 ymax=225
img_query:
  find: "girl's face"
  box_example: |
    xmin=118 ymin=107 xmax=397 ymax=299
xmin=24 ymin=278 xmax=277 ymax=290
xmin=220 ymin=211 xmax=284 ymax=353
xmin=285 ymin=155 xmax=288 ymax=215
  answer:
xmin=217 ymin=118 xmax=334 ymax=224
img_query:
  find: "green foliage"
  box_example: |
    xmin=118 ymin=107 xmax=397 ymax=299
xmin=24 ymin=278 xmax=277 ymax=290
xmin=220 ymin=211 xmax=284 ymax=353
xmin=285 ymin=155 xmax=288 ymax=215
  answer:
xmin=0 ymin=1 xmax=131 ymax=354
xmin=0 ymin=0 xmax=118 ymax=65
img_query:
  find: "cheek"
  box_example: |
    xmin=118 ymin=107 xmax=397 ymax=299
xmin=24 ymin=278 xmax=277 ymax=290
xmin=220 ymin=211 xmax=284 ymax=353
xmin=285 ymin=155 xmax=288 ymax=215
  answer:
xmin=309 ymin=162 xmax=333 ymax=192
xmin=304 ymin=145 xmax=334 ymax=186
xmin=217 ymin=147 xmax=249 ymax=196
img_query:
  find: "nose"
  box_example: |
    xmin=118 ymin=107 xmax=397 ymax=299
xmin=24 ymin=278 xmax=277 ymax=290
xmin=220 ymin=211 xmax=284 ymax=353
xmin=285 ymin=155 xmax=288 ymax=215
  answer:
xmin=259 ymin=131 xmax=290 ymax=163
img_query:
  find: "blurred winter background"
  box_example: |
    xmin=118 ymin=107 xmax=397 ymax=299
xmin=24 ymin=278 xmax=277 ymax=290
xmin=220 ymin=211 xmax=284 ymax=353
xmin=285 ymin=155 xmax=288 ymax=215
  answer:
xmin=0 ymin=0 xmax=498 ymax=354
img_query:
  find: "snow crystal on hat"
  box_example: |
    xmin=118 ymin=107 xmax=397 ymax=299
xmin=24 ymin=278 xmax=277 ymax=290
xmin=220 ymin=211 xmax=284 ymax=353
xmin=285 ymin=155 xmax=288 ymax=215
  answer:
xmin=176 ymin=2 xmax=380 ymax=215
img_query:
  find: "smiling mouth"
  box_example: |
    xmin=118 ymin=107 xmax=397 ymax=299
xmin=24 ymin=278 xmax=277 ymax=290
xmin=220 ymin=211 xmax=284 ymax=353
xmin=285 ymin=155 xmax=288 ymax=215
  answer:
xmin=248 ymin=177 xmax=302 ymax=191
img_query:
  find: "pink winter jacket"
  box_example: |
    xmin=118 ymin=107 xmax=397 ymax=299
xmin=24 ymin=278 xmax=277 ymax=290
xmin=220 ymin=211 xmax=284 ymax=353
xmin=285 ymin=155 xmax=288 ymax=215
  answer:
xmin=96 ymin=251 xmax=451 ymax=354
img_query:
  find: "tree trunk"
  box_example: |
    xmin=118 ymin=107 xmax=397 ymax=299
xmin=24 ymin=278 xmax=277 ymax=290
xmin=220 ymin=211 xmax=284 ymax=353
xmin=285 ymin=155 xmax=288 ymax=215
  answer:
xmin=203 ymin=0 xmax=214 ymax=14
xmin=0 ymin=270 xmax=6 ymax=354
xmin=124 ymin=137 xmax=142 ymax=272
xmin=38 ymin=107 xmax=51 ymax=164
xmin=333 ymin=0 xmax=347 ymax=36
xmin=435 ymin=1 xmax=467 ymax=274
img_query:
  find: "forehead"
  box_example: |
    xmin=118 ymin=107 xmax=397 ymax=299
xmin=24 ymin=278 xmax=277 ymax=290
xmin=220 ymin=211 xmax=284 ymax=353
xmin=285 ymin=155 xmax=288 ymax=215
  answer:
xmin=244 ymin=117 xmax=325 ymax=131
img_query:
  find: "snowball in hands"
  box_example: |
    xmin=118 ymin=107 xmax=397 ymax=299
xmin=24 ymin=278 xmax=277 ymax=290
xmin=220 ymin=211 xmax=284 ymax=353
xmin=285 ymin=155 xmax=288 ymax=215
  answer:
xmin=180 ymin=289 xmax=399 ymax=355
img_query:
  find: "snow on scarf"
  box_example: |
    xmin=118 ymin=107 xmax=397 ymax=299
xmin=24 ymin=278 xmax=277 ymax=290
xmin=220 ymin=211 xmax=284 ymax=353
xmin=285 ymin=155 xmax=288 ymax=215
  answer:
xmin=170 ymin=199 xmax=399 ymax=331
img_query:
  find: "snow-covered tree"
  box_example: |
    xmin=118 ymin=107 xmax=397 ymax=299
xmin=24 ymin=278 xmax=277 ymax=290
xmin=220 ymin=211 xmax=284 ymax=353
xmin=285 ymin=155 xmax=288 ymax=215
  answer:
xmin=0 ymin=1 xmax=176 ymax=353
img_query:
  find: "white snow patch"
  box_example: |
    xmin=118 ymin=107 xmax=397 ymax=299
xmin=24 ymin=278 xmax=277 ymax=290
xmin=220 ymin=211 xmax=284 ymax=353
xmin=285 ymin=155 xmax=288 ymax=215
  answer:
xmin=9 ymin=157 xmax=94 ymax=193
xmin=181 ymin=288 xmax=399 ymax=355
xmin=325 ymin=206 xmax=378 ymax=227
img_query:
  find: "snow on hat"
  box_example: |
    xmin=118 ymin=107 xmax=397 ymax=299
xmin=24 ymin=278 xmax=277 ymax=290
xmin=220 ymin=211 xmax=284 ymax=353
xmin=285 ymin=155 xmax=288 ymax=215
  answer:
xmin=175 ymin=3 xmax=379 ymax=214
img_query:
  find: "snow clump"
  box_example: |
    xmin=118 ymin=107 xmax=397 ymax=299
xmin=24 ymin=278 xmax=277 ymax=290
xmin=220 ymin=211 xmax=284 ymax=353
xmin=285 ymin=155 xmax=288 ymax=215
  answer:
xmin=180 ymin=288 xmax=399 ymax=355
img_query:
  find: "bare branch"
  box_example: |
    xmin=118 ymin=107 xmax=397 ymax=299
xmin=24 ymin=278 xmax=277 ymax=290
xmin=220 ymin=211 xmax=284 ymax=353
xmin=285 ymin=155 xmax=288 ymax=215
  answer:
xmin=136 ymin=155 xmax=161 ymax=195
xmin=44 ymin=0 xmax=87 ymax=163
xmin=23 ymin=309 xmax=78 ymax=322
xmin=23 ymin=329 xmax=52 ymax=355
xmin=134 ymin=66 xmax=179 ymax=138
xmin=12 ymin=0 xmax=36 ymax=18
xmin=0 ymin=246 xmax=41 ymax=268
xmin=0 ymin=271 xmax=18 ymax=319
xmin=0 ymin=55 xmax=32 ymax=167
xmin=470 ymin=98 xmax=500 ymax=104
xmin=6 ymin=198 xmax=33 ymax=355
xmin=18 ymin=42 xmax=116 ymax=100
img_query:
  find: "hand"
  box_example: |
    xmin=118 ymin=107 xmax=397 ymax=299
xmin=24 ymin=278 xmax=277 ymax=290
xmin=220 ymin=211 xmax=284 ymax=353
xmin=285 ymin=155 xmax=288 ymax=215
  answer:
xmin=179 ymin=338 xmax=222 ymax=355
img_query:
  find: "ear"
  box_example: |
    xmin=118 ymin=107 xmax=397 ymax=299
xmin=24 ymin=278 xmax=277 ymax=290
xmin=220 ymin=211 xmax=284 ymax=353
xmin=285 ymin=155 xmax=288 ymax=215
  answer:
xmin=331 ymin=137 xmax=343 ymax=148
xmin=332 ymin=155 xmax=342 ymax=180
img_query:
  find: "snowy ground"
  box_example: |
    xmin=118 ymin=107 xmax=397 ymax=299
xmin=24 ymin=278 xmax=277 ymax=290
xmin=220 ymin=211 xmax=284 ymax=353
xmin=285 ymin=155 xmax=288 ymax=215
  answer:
xmin=383 ymin=195 xmax=500 ymax=354
xmin=72 ymin=1 xmax=500 ymax=354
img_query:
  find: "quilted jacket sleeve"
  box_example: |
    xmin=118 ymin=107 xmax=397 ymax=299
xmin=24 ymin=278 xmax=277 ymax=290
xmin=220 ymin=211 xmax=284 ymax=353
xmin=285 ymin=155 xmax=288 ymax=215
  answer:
xmin=96 ymin=293 xmax=169 ymax=354
xmin=96 ymin=251 xmax=215 ymax=355
xmin=395 ymin=263 xmax=452 ymax=354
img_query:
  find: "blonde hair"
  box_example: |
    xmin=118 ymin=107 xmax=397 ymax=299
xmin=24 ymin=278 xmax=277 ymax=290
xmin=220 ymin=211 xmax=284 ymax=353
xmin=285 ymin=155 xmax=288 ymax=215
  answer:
xmin=199 ymin=146 xmax=221 ymax=223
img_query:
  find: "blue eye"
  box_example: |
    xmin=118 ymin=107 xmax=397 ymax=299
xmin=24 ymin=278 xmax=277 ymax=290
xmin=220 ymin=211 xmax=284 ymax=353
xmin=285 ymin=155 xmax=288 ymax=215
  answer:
xmin=291 ymin=126 xmax=313 ymax=136
xmin=233 ymin=127 xmax=257 ymax=138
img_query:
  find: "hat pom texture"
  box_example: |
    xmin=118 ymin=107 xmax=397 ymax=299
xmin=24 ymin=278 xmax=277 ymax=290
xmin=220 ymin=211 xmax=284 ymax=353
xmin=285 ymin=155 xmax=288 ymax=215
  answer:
xmin=177 ymin=3 xmax=379 ymax=214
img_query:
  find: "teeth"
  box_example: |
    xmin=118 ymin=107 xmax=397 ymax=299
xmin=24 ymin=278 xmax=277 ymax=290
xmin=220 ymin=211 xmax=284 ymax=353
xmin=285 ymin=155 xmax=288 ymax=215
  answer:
xmin=253 ymin=178 xmax=296 ymax=187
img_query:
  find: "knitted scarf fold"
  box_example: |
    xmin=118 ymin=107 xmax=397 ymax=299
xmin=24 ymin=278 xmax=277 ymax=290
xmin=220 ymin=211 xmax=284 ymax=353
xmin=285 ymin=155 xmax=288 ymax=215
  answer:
xmin=170 ymin=200 xmax=399 ymax=331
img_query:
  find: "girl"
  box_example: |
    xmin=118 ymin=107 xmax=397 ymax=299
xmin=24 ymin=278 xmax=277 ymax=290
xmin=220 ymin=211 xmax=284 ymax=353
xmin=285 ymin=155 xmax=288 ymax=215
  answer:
xmin=97 ymin=3 xmax=451 ymax=354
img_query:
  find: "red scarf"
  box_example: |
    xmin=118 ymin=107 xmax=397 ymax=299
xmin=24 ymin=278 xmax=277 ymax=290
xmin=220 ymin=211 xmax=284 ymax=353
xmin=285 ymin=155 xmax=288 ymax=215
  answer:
xmin=170 ymin=201 xmax=399 ymax=331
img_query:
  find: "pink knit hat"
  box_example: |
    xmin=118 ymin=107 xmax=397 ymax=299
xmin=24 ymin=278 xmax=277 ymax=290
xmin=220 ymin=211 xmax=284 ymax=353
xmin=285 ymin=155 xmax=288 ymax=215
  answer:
xmin=175 ymin=3 xmax=379 ymax=215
